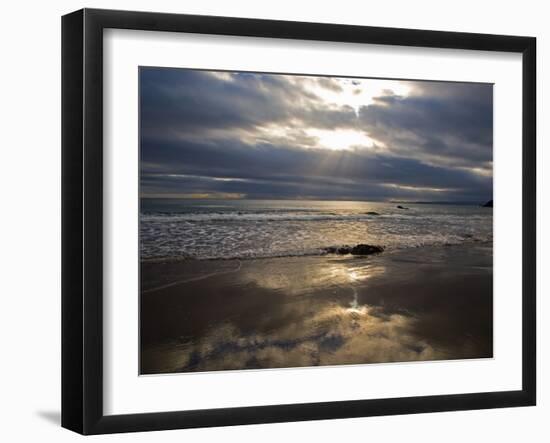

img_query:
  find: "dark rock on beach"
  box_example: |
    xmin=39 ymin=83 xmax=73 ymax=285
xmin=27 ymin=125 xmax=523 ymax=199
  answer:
xmin=365 ymin=211 xmax=380 ymax=215
xmin=482 ymin=200 xmax=493 ymax=208
xmin=324 ymin=244 xmax=384 ymax=256
xmin=351 ymin=244 xmax=384 ymax=255
xmin=396 ymin=205 xmax=409 ymax=210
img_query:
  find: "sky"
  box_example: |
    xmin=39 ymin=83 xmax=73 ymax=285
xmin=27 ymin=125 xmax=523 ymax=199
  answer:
xmin=140 ymin=67 xmax=493 ymax=202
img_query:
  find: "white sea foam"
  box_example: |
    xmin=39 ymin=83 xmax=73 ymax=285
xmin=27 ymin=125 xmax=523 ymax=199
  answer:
xmin=140 ymin=200 xmax=493 ymax=261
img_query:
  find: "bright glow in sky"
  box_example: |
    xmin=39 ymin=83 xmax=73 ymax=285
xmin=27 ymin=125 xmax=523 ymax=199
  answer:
xmin=307 ymin=128 xmax=375 ymax=151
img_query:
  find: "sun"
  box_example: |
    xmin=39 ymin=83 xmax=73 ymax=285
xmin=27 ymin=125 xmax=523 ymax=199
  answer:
xmin=307 ymin=128 xmax=375 ymax=151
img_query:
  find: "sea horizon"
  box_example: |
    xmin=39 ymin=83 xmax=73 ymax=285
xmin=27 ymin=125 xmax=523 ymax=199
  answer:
xmin=140 ymin=196 xmax=491 ymax=205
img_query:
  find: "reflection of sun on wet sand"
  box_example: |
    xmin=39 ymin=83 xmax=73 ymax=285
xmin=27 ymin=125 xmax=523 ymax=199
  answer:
xmin=140 ymin=244 xmax=493 ymax=374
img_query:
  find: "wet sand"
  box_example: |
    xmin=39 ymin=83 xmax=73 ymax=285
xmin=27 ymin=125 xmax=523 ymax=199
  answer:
xmin=140 ymin=244 xmax=493 ymax=374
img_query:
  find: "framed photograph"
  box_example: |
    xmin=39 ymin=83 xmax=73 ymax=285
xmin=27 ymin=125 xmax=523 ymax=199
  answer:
xmin=62 ymin=8 xmax=536 ymax=434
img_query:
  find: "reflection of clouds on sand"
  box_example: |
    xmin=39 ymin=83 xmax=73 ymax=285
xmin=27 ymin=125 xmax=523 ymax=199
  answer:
xmin=240 ymin=257 xmax=386 ymax=296
xmin=167 ymin=297 xmax=442 ymax=373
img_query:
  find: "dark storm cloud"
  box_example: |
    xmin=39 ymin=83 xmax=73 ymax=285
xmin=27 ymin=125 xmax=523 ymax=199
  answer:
xmin=140 ymin=68 xmax=359 ymax=137
xmin=358 ymin=82 xmax=493 ymax=169
xmin=140 ymin=69 xmax=346 ymax=137
xmin=140 ymin=68 xmax=493 ymax=202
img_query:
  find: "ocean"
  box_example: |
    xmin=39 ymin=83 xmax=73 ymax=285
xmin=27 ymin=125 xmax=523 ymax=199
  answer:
xmin=140 ymin=199 xmax=493 ymax=261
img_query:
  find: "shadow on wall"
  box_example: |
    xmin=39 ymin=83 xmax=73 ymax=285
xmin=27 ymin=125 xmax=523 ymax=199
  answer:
xmin=36 ymin=410 xmax=60 ymax=426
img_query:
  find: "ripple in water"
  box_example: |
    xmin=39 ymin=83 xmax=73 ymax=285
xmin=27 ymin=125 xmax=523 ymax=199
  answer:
xmin=140 ymin=199 xmax=493 ymax=261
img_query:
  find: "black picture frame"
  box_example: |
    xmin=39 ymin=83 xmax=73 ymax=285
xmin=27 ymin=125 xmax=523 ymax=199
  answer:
xmin=62 ymin=8 xmax=536 ymax=435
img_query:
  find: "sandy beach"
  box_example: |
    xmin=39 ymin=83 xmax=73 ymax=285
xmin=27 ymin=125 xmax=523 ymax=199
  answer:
xmin=140 ymin=243 xmax=493 ymax=374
